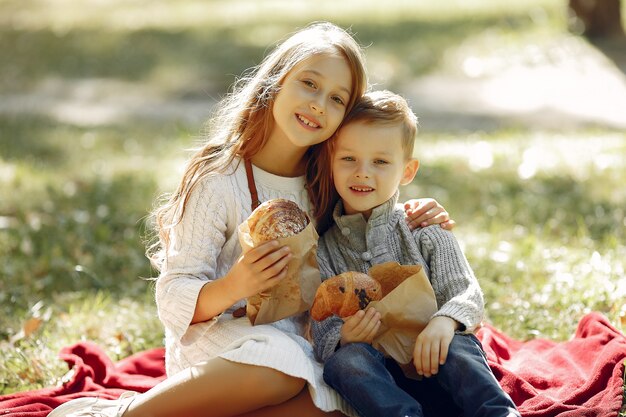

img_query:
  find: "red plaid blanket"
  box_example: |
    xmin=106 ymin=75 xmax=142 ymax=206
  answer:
xmin=1 ymin=312 xmax=624 ymax=416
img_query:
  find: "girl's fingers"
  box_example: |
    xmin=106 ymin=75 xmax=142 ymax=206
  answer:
xmin=259 ymin=251 xmax=292 ymax=281
xmin=244 ymin=240 xmax=281 ymax=262
xmin=259 ymin=266 xmax=289 ymax=291
xmin=408 ymin=200 xmax=436 ymax=217
xmin=440 ymin=219 xmax=456 ymax=230
xmin=406 ymin=202 xmax=441 ymax=226
xmin=419 ymin=212 xmax=449 ymax=227
xmin=255 ymin=246 xmax=292 ymax=271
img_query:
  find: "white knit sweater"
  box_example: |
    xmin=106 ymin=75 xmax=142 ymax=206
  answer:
xmin=154 ymin=158 xmax=355 ymax=415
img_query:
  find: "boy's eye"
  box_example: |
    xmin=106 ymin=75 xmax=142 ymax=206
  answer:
xmin=374 ymin=159 xmax=389 ymax=165
xmin=302 ymin=80 xmax=316 ymax=88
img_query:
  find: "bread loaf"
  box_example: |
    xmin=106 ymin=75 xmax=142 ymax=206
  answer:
xmin=247 ymin=199 xmax=309 ymax=245
xmin=310 ymin=271 xmax=382 ymax=321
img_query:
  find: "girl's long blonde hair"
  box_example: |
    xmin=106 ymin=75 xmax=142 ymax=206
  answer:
xmin=147 ymin=22 xmax=367 ymax=271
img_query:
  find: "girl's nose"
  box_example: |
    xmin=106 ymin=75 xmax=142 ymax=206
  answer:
xmin=310 ymin=99 xmax=325 ymax=115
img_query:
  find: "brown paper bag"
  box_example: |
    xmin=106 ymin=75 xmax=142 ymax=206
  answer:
xmin=368 ymin=262 xmax=438 ymax=379
xmin=238 ymin=220 xmax=321 ymax=325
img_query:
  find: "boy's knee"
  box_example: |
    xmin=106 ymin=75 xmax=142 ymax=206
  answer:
xmin=448 ymin=334 xmax=483 ymax=358
xmin=441 ymin=334 xmax=486 ymax=376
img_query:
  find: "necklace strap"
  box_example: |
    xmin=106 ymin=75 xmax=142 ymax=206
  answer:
xmin=244 ymin=159 xmax=260 ymax=211
xmin=233 ymin=159 xmax=260 ymax=319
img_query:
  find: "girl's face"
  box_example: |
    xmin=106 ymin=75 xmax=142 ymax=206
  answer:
xmin=271 ymin=53 xmax=353 ymax=150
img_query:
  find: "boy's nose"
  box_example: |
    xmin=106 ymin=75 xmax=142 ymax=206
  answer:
xmin=354 ymin=164 xmax=370 ymax=178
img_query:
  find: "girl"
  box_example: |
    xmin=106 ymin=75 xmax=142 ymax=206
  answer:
xmin=49 ymin=22 xmax=452 ymax=417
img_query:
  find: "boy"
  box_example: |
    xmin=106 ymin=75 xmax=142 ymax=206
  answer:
xmin=312 ymin=90 xmax=520 ymax=417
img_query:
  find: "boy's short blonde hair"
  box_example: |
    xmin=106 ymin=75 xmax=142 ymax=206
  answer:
xmin=340 ymin=90 xmax=418 ymax=159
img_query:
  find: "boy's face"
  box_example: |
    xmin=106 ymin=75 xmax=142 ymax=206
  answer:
xmin=332 ymin=120 xmax=419 ymax=220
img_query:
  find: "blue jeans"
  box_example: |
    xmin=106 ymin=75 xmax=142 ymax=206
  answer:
xmin=323 ymin=334 xmax=520 ymax=417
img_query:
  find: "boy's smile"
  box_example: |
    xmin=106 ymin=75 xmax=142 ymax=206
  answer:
xmin=332 ymin=121 xmax=419 ymax=220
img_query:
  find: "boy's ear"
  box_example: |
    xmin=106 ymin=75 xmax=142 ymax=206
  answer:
xmin=400 ymin=159 xmax=420 ymax=185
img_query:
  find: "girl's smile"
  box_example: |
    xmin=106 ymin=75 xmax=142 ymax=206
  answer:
xmin=296 ymin=113 xmax=321 ymax=130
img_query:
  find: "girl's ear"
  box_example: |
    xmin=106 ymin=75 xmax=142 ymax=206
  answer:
xmin=400 ymin=159 xmax=420 ymax=185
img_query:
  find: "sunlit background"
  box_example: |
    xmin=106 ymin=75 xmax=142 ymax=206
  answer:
xmin=1 ymin=0 xmax=625 ymax=394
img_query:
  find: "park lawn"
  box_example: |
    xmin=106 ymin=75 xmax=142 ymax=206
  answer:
xmin=2 ymin=119 xmax=624 ymax=393
xmin=0 ymin=1 xmax=624 ymax=412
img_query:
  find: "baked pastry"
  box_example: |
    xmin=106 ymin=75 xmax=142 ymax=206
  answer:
xmin=310 ymin=271 xmax=382 ymax=321
xmin=368 ymin=262 xmax=423 ymax=297
xmin=247 ymin=199 xmax=309 ymax=245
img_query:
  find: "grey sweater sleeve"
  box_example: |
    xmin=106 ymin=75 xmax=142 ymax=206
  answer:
xmin=312 ymin=235 xmax=345 ymax=362
xmin=416 ymin=225 xmax=484 ymax=332
xmin=311 ymin=315 xmax=343 ymax=362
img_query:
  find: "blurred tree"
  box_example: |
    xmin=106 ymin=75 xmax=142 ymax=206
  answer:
xmin=568 ymin=0 xmax=624 ymax=37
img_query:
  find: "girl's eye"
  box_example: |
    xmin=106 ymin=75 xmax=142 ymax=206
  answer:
xmin=331 ymin=96 xmax=345 ymax=105
xmin=340 ymin=156 xmax=355 ymax=162
xmin=302 ymin=80 xmax=316 ymax=88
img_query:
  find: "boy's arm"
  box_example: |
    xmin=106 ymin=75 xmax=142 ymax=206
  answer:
xmin=311 ymin=308 xmax=382 ymax=362
xmin=311 ymin=315 xmax=344 ymax=362
xmin=413 ymin=315 xmax=457 ymax=377
xmin=312 ymin=235 xmax=344 ymax=361
xmin=416 ymin=225 xmax=484 ymax=332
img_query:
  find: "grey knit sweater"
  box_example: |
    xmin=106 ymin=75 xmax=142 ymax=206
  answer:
xmin=312 ymin=192 xmax=484 ymax=362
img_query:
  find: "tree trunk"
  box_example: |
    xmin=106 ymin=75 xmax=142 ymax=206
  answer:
xmin=568 ymin=0 xmax=624 ymax=38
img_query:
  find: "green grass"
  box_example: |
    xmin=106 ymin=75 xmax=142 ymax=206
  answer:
xmin=405 ymin=130 xmax=626 ymax=339
xmin=0 ymin=1 xmax=624 ymax=412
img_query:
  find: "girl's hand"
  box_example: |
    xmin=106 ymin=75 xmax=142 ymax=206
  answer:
xmin=404 ymin=198 xmax=456 ymax=230
xmin=225 ymin=240 xmax=292 ymax=300
xmin=340 ymin=307 xmax=381 ymax=346
xmin=413 ymin=316 xmax=458 ymax=377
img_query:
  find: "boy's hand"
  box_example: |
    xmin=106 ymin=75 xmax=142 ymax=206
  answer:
xmin=413 ymin=316 xmax=458 ymax=377
xmin=404 ymin=198 xmax=456 ymax=230
xmin=340 ymin=307 xmax=381 ymax=346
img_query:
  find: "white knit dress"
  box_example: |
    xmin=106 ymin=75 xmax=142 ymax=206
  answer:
xmin=154 ymin=158 xmax=355 ymax=415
